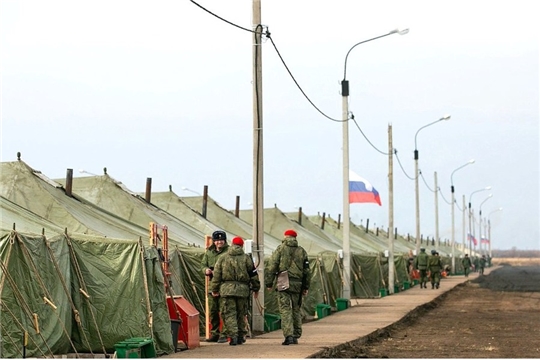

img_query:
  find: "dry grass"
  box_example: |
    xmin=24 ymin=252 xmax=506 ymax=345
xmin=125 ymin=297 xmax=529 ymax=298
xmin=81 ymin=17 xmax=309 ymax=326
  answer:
xmin=492 ymin=257 xmax=540 ymax=266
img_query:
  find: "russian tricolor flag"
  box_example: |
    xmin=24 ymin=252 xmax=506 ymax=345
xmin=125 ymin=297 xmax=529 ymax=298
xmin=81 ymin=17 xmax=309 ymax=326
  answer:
xmin=349 ymin=171 xmax=382 ymax=206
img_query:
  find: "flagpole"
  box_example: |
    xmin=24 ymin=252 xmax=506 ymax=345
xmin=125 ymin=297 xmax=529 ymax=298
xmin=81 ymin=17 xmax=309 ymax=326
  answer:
xmin=468 ymin=186 xmax=491 ymax=255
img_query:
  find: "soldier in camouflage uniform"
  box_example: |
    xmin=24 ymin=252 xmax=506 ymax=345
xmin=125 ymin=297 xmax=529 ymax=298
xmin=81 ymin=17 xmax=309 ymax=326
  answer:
xmin=201 ymin=230 xmax=229 ymax=342
xmin=265 ymin=229 xmax=310 ymax=346
xmin=461 ymin=254 xmax=472 ymax=277
xmin=414 ymin=248 xmax=429 ymax=288
xmin=427 ymin=251 xmax=443 ymax=289
xmin=211 ymin=236 xmax=260 ymax=346
xmin=478 ymin=254 xmax=486 ymax=275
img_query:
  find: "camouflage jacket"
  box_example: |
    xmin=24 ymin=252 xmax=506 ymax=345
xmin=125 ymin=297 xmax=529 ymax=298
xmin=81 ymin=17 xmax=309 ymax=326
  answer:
xmin=200 ymin=242 xmax=229 ymax=274
xmin=462 ymin=257 xmax=472 ymax=268
xmin=265 ymin=237 xmax=310 ymax=293
xmin=414 ymin=252 xmax=429 ymax=270
xmin=210 ymin=245 xmax=260 ymax=297
xmin=427 ymin=255 xmax=442 ymax=272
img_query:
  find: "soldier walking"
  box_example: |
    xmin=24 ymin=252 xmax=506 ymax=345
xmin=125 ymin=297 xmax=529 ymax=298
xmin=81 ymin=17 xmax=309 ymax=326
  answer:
xmin=210 ymin=236 xmax=260 ymax=346
xmin=414 ymin=248 xmax=429 ymax=288
xmin=478 ymin=255 xmax=487 ymax=275
xmin=462 ymin=254 xmax=472 ymax=278
xmin=265 ymin=229 xmax=311 ymax=345
xmin=427 ymin=251 xmax=443 ymax=289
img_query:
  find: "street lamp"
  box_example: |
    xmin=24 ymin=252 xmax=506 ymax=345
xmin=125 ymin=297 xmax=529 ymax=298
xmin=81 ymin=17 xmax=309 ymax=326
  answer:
xmin=478 ymin=194 xmax=493 ymax=255
xmin=181 ymin=186 xmax=201 ymax=196
xmin=450 ymin=159 xmax=475 ymax=274
xmin=79 ymin=169 xmax=99 ymax=176
xmin=414 ymin=115 xmax=451 ymax=255
xmin=468 ymin=186 xmax=491 ymax=254
xmin=487 ymin=207 xmax=503 ymax=258
xmin=341 ymin=28 xmax=408 ymax=300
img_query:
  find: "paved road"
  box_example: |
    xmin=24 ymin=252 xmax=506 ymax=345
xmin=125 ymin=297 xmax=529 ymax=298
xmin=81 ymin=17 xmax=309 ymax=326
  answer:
xmin=162 ymin=269 xmax=493 ymax=359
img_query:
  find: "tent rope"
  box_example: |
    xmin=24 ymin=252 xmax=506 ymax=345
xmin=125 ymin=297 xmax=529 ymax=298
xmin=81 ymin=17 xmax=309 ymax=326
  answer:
xmin=65 ymin=233 xmax=108 ymax=356
xmin=0 ymin=257 xmax=52 ymax=357
xmin=316 ymin=257 xmax=328 ymax=304
xmin=0 ymin=232 xmax=15 ymax=296
xmin=138 ymin=237 xmax=153 ymax=337
xmin=175 ymin=247 xmax=205 ymax=310
xmin=0 ymin=320 xmax=24 ymax=358
xmin=43 ymin=235 xmax=93 ymax=354
xmin=13 ymin=232 xmax=79 ymax=357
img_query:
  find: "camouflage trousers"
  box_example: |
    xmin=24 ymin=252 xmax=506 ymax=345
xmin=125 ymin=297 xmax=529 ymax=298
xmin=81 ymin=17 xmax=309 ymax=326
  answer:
xmin=220 ymin=296 xmax=249 ymax=338
xmin=430 ymin=270 xmax=441 ymax=285
xmin=277 ymin=290 xmax=302 ymax=338
xmin=418 ymin=269 xmax=428 ymax=284
xmin=208 ymin=295 xmax=222 ymax=336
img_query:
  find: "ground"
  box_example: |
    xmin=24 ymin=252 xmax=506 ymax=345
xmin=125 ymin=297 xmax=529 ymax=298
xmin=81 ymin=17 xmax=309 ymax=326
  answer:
xmin=313 ymin=263 xmax=540 ymax=358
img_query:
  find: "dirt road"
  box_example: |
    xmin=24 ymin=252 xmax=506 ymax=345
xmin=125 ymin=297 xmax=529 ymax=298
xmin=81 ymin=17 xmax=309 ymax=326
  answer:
xmin=314 ymin=265 xmax=540 ymax=358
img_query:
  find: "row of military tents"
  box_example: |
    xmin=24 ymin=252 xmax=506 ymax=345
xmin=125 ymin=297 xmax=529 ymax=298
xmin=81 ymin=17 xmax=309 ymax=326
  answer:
xmin=0 ymin=159 xmax=468 ymax=358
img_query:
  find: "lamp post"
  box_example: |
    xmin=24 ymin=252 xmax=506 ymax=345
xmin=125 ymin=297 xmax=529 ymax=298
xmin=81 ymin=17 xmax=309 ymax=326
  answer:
xmin=478 ymin=194 xmax=493 ymax=255
xmin=79 ymin=169 xmax=99 ymax=176
xmin=341 ymin=28 xmax=408 ymax=300
xmin=488 ymin=207 xmax=503 ymax=258
xmin=468 ymin=186 xmax=491 ymax=254
xmin=414 ymin=115 xmax=450 ymax=255
xmin=450 ymin=159 xmax=475 ymax=274
xmin=181 ymin=187 xmax=201 ymax=196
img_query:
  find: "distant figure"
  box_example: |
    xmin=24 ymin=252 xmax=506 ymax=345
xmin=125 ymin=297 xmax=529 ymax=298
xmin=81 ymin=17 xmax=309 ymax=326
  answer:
xmin=473 ymin=256 xmax=480 ymax=273
xmin=428 ymin=251 xmax=443 ymax=289
xmin=414 ymin=248 xmax=429 ymax=288
xmin=201 ymin=230 xmax=229 ymax=343
xmin=265 ymin=229 xmax=311 ymax=346
xmin=462 ymin=254 xmax=472 ymax=278
xmin=478 ymin=255 xmax=487 ymax=275
xmin=211 ymin=236 xmax=260 ymax=346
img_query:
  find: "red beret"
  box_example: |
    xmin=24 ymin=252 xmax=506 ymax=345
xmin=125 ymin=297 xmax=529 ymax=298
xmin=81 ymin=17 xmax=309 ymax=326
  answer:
xmin=284 ymin=229 xmax=297 ymax=237
xmin=232 ymin=236 xmax=244 ymax=247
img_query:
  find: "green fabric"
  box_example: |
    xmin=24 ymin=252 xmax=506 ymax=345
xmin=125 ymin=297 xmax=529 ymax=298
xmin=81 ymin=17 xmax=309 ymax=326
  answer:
xmin=0 ymin=231 xmax=174 ymax=358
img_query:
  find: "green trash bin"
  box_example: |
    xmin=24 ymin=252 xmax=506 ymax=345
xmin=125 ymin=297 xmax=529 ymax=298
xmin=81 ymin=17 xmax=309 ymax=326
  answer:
xmin=394 ymin=284 xmax=400 ymax=293
xmin=316 ymin=304 xmax=332 ymax=319
xmin=336 ymin=298 xmax=349 ymax=311
xmin=115 ymin=338 xmax=156 ymax=359
xmin=403 ymin=281 xmax=411 ymax=290
xmin=379 ymin=288 xmax=388 ymax=297
xmin=264 ymin=313 xmax=281 ymax=332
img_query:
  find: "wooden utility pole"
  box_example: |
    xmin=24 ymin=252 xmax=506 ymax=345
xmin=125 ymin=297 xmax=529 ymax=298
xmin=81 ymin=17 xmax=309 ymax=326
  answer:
xmin=252 ymin=0 xmax=264 ymax=334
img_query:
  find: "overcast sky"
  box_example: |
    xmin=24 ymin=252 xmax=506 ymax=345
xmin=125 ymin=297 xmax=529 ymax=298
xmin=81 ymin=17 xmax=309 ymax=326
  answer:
xmin=2 ymin=1 xmax=539 ymax=250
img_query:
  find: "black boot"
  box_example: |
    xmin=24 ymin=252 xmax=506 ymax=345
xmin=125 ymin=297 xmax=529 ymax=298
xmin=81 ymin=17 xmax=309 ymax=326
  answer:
xmin=206 ymin=334 xmax=219 ymax=342
xmin=282 ymin=336 xmax=294 ymax=345
xmin=292 ymin=337 xmax=299 ymax=344
xmin=436 ymin=283 xmax=440 ymax=289
xmin=431 ymin=283 xmax=434 ymax=289
xmin=229 ymin=337 xmax=237 ymax=346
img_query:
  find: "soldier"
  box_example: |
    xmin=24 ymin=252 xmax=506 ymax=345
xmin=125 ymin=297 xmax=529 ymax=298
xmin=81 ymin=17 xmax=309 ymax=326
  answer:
xmin=210 ymin=236 xmax=260 ymax=346
xmin=414 ymin=248 xmax=429 ymax=288
xmin=473 ymin=256 xmax=480 ymax=273
xmin=478 ymin=254 xmax=487 ymax=275
xmin=265 ymin=229 xmax=311 ymax=346
xmin=461 ymin=254 xmax=472 ymax=278
xmin=201 ymin=230 xmax=229 ymax=343
xmin=427 ymin=251 xmax=443 ymax=289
